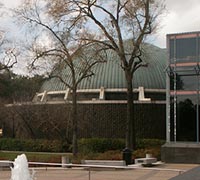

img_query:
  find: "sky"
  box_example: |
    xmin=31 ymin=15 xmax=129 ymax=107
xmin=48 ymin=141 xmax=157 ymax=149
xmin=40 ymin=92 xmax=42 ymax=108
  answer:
xmin=1 ymin=0 xmax=200 ymax=48
xmin=1 ymin=0 xmax=200 ymax=75
xmin=153 ymin=0 xmax=200 ymax=48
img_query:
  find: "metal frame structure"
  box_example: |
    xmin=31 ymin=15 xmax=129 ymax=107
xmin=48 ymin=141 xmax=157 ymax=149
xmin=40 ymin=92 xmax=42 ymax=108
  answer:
xmin=166 ymin=31 xmax=200 ymax=143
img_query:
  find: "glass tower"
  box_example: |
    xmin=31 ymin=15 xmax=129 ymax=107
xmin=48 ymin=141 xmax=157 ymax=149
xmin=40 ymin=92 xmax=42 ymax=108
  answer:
xmin=166 ymin=32 xmax=200 ymax=142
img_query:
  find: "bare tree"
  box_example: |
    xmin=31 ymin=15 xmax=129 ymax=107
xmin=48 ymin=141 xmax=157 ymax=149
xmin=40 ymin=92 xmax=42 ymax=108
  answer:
xmin=48 ymin=0 xmax=164 ymax=150
xmin=0 ymin=32 xmax=17 ymax=72
xmin=76 ymin=0 xmax=164 ymax=151
xmin=14 ymin=0 xmax=106 ymax=156
xmin=0 ymin=2 xmax=18 ymax=72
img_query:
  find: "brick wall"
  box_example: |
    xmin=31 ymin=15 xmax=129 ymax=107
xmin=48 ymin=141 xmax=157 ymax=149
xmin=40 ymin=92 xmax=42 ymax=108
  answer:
xmin=1 ymin=103 xmax=166 ymax=140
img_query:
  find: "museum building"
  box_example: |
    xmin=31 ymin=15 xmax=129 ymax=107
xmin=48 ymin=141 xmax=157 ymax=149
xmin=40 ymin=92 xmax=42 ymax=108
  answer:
xmin=31 ymin=41 xmax=167 ymax=140
xmin=2 ymin=41 xmax=167 ymax=140
xmin=34 ymin=42 xmax=166 ymax=105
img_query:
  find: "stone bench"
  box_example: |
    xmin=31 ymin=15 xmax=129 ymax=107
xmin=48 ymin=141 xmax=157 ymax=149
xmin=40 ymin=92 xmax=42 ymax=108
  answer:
xmin=81 ymin=160 xmax=126 ymax=167
xmin=134 ymin=154 xmax=157 ymax=167
xmin=134 ymin=157 xmax=157 ymax=165
xmin=0 ymin=161 xmax=13 ymax=170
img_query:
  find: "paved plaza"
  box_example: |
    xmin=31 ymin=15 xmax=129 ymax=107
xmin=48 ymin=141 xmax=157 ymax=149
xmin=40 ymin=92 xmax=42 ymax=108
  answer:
xmin=0 ymin=163 xmax=198 ymax=180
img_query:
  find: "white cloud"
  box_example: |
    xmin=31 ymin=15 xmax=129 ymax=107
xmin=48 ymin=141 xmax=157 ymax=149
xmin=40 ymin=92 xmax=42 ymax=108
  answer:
xmin=2 ymin=0 xmax=200 ymax=49
xmin=1 ymin=0 xmax=21 ymax=8
xmin=152 ymin=0 xmax=200 ymax=48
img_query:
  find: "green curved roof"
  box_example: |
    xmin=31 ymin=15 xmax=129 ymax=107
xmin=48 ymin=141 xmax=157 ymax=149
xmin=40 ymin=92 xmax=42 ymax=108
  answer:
xmin=40 ymin=42 xmax=167 ymax=92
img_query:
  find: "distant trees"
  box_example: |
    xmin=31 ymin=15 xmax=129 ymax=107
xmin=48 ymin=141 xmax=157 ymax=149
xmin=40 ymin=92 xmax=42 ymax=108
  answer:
xmin=0 ymin=18 xmax=17 ymax=72
xmin=0 ymin=7 xmax=18 ymax=100
xmin=0 ymin=36 xmax=17 ymax=74
xmin=0 ymin=72 xmax=45 ymax=103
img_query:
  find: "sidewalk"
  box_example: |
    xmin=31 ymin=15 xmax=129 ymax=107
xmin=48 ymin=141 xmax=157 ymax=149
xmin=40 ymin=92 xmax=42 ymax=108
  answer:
xmin=1 ymin=163 xmax=198 ymax=180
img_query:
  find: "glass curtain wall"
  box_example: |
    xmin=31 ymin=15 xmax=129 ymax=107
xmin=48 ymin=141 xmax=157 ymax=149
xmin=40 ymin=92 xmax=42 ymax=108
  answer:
xmin=167 ymin=32 xmax=200 ymax=142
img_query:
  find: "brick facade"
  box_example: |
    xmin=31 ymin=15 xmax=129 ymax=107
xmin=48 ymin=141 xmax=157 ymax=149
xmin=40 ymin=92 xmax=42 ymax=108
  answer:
xmin=1 ymin=103 xmax=166 ymax=141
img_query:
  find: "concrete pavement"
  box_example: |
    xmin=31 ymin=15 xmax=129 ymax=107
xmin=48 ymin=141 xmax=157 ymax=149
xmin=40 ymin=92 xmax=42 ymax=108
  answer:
xmin=0 ymin=163 xmax=198 ymax=180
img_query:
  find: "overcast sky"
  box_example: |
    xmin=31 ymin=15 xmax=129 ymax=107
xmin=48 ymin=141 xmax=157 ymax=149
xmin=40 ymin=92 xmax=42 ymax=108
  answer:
xmin=154 ymin=0 xmax=200 ymax=47
xmin=1 ymin=0 xmax=200 ymax=48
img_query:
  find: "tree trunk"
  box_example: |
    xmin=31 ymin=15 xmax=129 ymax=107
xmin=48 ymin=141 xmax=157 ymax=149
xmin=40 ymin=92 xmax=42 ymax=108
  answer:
xmin=72 ymin=87 xmax=78 ymax=156
xmin=125 ymin=71 xmax=135 ymax=150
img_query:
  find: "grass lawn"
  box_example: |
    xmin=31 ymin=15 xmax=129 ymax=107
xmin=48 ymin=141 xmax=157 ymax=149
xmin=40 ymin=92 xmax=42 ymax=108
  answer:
xmin=0 ymin=151 xmax=72 ymax=163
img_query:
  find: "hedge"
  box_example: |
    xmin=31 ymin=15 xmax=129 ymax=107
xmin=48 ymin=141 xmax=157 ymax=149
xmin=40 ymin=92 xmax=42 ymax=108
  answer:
xmin=78 ymin=138 xmax=125 ymax=153
xmin=0 ymin=138 xmax=165 ymax=153
xmin=78 ymin=138 xmax=165 ymax=153
xmin=0 ymin=138 xmax=68 ymax=152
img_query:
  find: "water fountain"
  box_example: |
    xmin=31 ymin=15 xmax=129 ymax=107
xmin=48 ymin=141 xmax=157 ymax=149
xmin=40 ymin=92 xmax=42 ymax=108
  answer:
xmin=10 ymin=154 xmax=35 ymax=180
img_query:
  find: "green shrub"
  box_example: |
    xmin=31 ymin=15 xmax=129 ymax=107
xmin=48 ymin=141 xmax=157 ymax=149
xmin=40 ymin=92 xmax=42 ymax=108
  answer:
xmin=136 ymin=139 xmax=165 ymax=149
xmin=0 ymin=138 xmax=23 ymax=151
xmin=96 ymin=150 xmax=122 ymax=160
xmin=78 ymin=138 xmax=125 ymax=153
xmin=0 ymin=138 xmax=165 ymax=154
xmin=78 ymin=138 xmax=165 ymax=154
xmin=0 ymin=138 xmax=69 ymax=152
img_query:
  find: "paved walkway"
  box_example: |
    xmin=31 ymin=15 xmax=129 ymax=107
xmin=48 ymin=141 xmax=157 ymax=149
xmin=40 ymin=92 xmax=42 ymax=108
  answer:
xmin=1 ymin=163 xmax=198 ymax=180
xmin=169 ymin=166 xmax=200 ymax=180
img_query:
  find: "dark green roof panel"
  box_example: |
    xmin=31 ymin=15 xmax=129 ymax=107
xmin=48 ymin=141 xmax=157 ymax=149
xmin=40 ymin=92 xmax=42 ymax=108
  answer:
xmin=40 ymin=43 xmax=166 ymax=92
